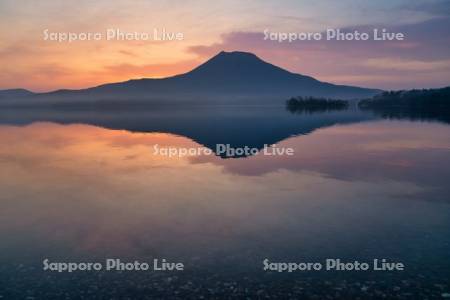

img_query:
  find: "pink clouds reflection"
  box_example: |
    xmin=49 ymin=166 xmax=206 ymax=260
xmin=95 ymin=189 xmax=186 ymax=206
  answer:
xmin=190 ymin=120 xmax=450 ymax=201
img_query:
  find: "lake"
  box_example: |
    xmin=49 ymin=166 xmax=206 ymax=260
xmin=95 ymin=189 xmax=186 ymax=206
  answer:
xmin=0 ymin=105 xmax=449 ymax=299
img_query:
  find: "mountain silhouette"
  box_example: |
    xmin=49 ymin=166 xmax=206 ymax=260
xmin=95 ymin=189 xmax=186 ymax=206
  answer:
xmin=79 ymin=51 xmax=380 ymax=100
xmin=1 ymin=51 xmax=381 ymax=105
xmin=0 ymin=89 xmax=34 ymax=98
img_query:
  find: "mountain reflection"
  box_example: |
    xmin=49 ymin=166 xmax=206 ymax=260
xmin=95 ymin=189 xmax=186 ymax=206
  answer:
xmin=191 ymin=120 xmax=450 ymax=202
xmin=0 ymin=105 xmax=376 ymax=155
xmin=1 ymin=120 xmax=449 ymax=203
xmin=1 ymin=104 xmax=450 ymax=157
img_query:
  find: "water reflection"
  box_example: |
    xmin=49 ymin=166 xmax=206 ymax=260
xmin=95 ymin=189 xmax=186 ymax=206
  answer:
xmin=0 ymin=106 xmax=376 ymax=154
xmin=1 ymin=121 xmax=449 ymax=262
xmin=1 ymin=116 xmax=450 ymax=298
xmin=192 ymin=120 xmax=450 ymax=202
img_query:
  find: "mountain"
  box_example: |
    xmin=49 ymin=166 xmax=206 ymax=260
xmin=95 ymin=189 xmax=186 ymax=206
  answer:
xmin=0 ymin=89 xmax=34 ymax=98
xmin=77 ymin=51 xmax=380 ymax=100
xmin=3 ymin=51 xmax=381 ymax=105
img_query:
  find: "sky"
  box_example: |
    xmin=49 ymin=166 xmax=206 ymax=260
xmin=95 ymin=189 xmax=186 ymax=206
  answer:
xmin=0 ymin=0 xmax=449 ymax=92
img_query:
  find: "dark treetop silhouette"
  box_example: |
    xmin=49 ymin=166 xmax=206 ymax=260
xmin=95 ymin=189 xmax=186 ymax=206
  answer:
xmin=359 ymin=86 xmax=450 ymax=123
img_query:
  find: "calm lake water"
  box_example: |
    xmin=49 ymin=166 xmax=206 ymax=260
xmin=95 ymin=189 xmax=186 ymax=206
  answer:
xmin=0 ymin=106 xmax=449 ymax=299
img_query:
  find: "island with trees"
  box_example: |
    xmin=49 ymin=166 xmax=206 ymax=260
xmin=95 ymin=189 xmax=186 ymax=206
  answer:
xmin=286 ymin=96 xmax=349 ymax=113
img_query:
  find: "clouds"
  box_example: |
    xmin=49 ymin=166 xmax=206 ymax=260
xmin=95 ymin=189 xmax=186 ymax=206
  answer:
xmin=363 ymin=58 xmax=450 ymax=72
xmin=0 ymin=0 xmax=449 ymax=91
xmin=187 ymin=16 xmax=450 ymax=89
xmin=98 ymin=60 xmax=201 ymax=79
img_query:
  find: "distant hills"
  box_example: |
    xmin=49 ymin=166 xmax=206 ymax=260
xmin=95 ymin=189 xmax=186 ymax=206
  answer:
xmin=0 ymin=51 xmax=380 ymax=105
xmin=0 ymin=89 xmax=35 ymax=99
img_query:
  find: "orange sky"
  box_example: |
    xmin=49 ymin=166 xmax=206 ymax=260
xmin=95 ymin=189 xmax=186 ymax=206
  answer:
xmin=1 ymin=0 xmax=449 ymax=91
